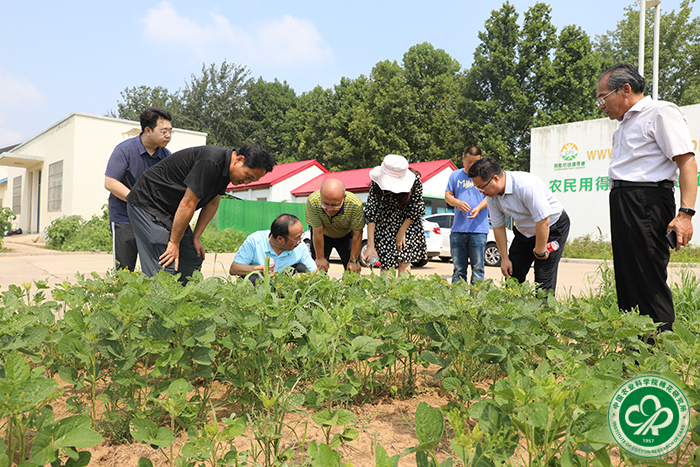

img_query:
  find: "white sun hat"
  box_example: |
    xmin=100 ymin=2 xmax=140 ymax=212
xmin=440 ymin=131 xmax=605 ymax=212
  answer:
xmin=369 ymin=154 xmax=416 ymax=193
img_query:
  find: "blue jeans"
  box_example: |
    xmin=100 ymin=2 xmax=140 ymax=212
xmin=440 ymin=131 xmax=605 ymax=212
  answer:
xmin=450 ymin=232 xmax=487 ymax=284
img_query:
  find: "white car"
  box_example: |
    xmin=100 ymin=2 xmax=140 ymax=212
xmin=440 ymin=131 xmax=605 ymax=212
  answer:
xmin=302 ymin=219 xmax=442 ymax=268
xmin=423 ymin=213 xmax=514 ymax=267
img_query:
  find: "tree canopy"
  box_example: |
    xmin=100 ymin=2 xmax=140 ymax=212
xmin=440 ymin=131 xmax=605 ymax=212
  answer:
xmin=109 ymin=1 xmax=700 ymax=172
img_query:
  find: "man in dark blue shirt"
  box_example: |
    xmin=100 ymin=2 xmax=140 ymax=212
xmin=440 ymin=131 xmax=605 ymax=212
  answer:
xmin=104 ymin=107 xmax=173 ymax=271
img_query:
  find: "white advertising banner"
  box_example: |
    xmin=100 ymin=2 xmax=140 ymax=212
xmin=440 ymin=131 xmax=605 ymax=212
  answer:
xmin=531 ymin=103 xmax=700 ymax=244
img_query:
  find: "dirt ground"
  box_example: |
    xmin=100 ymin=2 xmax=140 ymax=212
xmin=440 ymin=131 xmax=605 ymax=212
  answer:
xmin=49 ymin=365 xmax=455 ymax=467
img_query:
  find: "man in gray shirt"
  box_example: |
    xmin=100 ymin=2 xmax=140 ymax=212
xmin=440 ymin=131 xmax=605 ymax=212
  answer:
xmin=468 ymin=157 xmax=569 ymax=293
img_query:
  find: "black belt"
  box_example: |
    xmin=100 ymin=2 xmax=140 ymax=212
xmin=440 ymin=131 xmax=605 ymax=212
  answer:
xmin=611 ymin=180 xmax=674 ymax=189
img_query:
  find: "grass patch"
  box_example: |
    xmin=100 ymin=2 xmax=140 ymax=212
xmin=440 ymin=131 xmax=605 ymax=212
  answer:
xmin=563 ymin=232 xmax=700 ymax=263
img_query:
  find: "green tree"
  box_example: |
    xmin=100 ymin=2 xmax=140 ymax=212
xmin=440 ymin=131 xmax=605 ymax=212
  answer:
xmin=244 ymin=77 xmax=297 ymax=159
xmin=107 ymin=85 xmax=179 ymax=121
xmin=595 ymin=0 xmax=700 ymax=105
xmin=463 ymin=2 xmax=561 ymax=170
xmin=284 ymin=85 xmax=338 ymax=165
xmin=402 ymin=42 xmax=464 ymax=161
xmin=539 ymin=25 xmax=602 ymax=126
xmin=178 ymin=61 xmax=252 ymax=147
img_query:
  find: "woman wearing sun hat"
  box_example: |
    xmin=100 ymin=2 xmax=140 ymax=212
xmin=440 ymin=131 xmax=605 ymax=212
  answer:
xmin=362 ymin=154 xmax=427 ymax=275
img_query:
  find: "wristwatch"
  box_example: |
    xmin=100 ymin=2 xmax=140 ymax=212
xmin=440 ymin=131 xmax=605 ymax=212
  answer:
xmin=534 ymin=251 xmax=547 ymax=258
xmin=679 ymin=207 xmax=696 ymax=217
xmin=350 ymin=258 xmax=360 ymax=263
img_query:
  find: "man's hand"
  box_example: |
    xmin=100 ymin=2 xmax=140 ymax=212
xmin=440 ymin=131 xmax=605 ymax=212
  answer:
xmin=159 ymin=241 xmax=180 ymax=270
xmin=347 ymin=261 xmax=362 ymax=273
xmin=315 ymin=257 xmax=331 ymax=272
xmin=467 ymin=205 xmax=483 ymax=219
xmin=193 ymin=237 xmax=206 ymax=260
xmin=668 ymin=214 xmax=694 ymax=251
xmin=500 ymin=257 xmax=513 ymax=278
xmin=454 ymin=200 xmax=471 ymax=213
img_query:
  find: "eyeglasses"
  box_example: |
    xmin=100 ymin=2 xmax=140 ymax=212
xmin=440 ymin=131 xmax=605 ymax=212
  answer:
xmin=596 ymin=89 xmax=618 ymax=108
xmin=158 ymin=128 xmax=173 ymax=136
xmin=284 ymin=236 xmax=302 ymax=246
xmin=321 ymin=202 xmax=343 ymax=211
xmin=475 ymin=175 xmax=495 ymax=192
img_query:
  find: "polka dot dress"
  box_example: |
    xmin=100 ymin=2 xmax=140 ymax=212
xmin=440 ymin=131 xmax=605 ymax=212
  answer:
xmin=364 ymin=175 xmax=427 ymax=269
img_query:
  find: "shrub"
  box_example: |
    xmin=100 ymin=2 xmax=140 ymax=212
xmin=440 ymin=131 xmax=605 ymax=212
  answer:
xmin=0 ymin=207 xmax=16 ymax=249
xmin=200 ymin=224 xmax=246 ymax=253
xmin=45 ymin=206 xmax=111 ymax=252
xmin=44 ymin=215 xmax=84 ymax=250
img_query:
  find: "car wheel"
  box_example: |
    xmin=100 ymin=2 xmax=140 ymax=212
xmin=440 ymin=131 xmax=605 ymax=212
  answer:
xmin=439 ymin=256 xmax=451 ymax=262
xmin=412 ymin=258 xmax=428 ymax=268
xmin=484 ymin=242 xmax=501 ymax=267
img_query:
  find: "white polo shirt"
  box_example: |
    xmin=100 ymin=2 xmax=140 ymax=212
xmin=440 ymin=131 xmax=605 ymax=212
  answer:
xmin=609 ymin=96 xmax=694 ymax=182
xmin=487 ymin=171 xmax=564 ymax=238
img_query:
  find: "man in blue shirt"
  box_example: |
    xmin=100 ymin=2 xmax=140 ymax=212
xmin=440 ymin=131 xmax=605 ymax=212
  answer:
xmin=104 ymin=107 xmax=173 ymax=271
xmin=229 ymin=213 xmax=317 ymax=284
xmin=445 ymin=146 xmax=489 ymax=284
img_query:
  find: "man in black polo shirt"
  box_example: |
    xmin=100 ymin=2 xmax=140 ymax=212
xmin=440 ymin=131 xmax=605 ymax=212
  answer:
xmin=127 ymin=145 xmax=274 ymax=283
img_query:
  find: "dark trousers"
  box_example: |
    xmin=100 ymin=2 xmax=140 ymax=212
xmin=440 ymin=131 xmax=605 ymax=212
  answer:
xmin=309 ymin=230 xmax=353 ymax=269
xmin=509 ymin=211 xmax=570 ymax=293
xmin=610 ymin=186 xmax=675 ymax=332
xmin=111 ymin=222 xmax=138 ymax=271
xmin=127 ymin=203 xmax=203 ymax=285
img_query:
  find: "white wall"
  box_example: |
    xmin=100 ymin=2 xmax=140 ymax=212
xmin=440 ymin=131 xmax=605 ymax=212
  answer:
xmin=422 ymin=168 xmax=453 ymax=198
xmin=531 ymin=103 xmax=700 ymax=243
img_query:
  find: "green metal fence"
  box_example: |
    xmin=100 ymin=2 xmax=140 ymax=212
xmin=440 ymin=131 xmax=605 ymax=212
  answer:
xmin=214 ymin=198 xmax=308 ymax=234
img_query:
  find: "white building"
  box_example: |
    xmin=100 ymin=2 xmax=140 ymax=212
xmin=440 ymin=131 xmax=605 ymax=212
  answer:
xmin=531 ymin=103 xmax=700 ymax=243
xmin=0 ymin=112 xmax=207 ymax=234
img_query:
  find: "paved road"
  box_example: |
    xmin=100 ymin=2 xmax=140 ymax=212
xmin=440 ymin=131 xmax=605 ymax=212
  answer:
xmin=2 ymin=234 xmax=699 ymax=298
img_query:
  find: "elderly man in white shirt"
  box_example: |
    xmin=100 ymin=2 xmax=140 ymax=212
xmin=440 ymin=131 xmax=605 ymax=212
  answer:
xmin=596 ymin=63 xmax=697 ymax=334
xmin=468 ymin=157 xmax=570 ymax=293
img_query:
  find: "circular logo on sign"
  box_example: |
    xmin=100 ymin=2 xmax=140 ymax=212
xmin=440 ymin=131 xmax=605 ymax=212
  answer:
xmin=608 ymin=375 xmax=690 ymax=458
xmin=560 ymin=143 xmax=578 ymax=161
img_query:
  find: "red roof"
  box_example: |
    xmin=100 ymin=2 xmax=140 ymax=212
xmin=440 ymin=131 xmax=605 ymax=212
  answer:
xmin=291 ymin=159 xmax=457 ymax=197
xmin=226 ymin=159 xmax=328 ymax=191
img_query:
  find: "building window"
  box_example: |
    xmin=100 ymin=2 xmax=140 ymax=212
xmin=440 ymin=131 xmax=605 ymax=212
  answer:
xmin=12 ymin=176 xmax=21 ymax=214
xmin=48 ymin=161 xmax=63 ymax=212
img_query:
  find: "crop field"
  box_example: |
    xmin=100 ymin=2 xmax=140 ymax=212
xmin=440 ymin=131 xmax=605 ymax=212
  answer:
xmin=0 ymin=265 xmax=698 ymax=466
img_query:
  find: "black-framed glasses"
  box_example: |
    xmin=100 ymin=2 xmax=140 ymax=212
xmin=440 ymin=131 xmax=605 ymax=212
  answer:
xmin=596 ymin=88 xmax=618 ymax=108
xmin=475 ymin=175 xmax=495 ymax=192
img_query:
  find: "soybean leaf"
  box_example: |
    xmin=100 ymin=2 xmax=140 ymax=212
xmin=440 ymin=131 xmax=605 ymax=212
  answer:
xmin=375 ymin=443 xmax=400 ymax=467
xmin=53 ymin=415 xmax=103 ymax=448
xmin=414 ymin=402 xmax=444 ymax=449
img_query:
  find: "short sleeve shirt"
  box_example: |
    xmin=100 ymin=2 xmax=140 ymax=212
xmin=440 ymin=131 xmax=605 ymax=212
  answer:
xmin=609 ymin=96 xmax=695 ymax=182
xmin=445 ymin=169 xmax=489 ymax=233
xmin=126 ymin=145 xmax=232 ymax=229
xmin=487 ymin=171 xmax=564 ymax=238
xmin=234 ymin=230 xmax=317 ymax=272
xmin=305 ymin=190 xmax=365 ymax=238
xmin=105 ymin=135 xmax=170 ymax=223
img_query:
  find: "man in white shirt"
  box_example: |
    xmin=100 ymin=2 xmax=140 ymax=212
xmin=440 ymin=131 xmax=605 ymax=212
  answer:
xmin=596 ymin=63 xmax=697 ymax=334
xmin=468 ymin=158 xmax=569 ymax=293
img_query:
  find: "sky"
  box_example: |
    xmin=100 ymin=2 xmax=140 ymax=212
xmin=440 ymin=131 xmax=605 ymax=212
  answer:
xmin=0 ymin=0 xmax=692 ymax=148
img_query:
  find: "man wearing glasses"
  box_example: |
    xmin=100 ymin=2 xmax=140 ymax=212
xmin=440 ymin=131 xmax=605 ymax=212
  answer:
xmin=229 ymin=213 xmax=317 ymax=283
xmin=105 ymin=107 xmax=173 ymax=271
xmin=597 ymin=63 xmax=697 ymax=334
xmin=127 ymin=145 xmax=274 ymax=284
xmin=468 ymin=158 xmax=569 ymax=293
xmin=305 ymin=179 xmax=365 ymax=273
